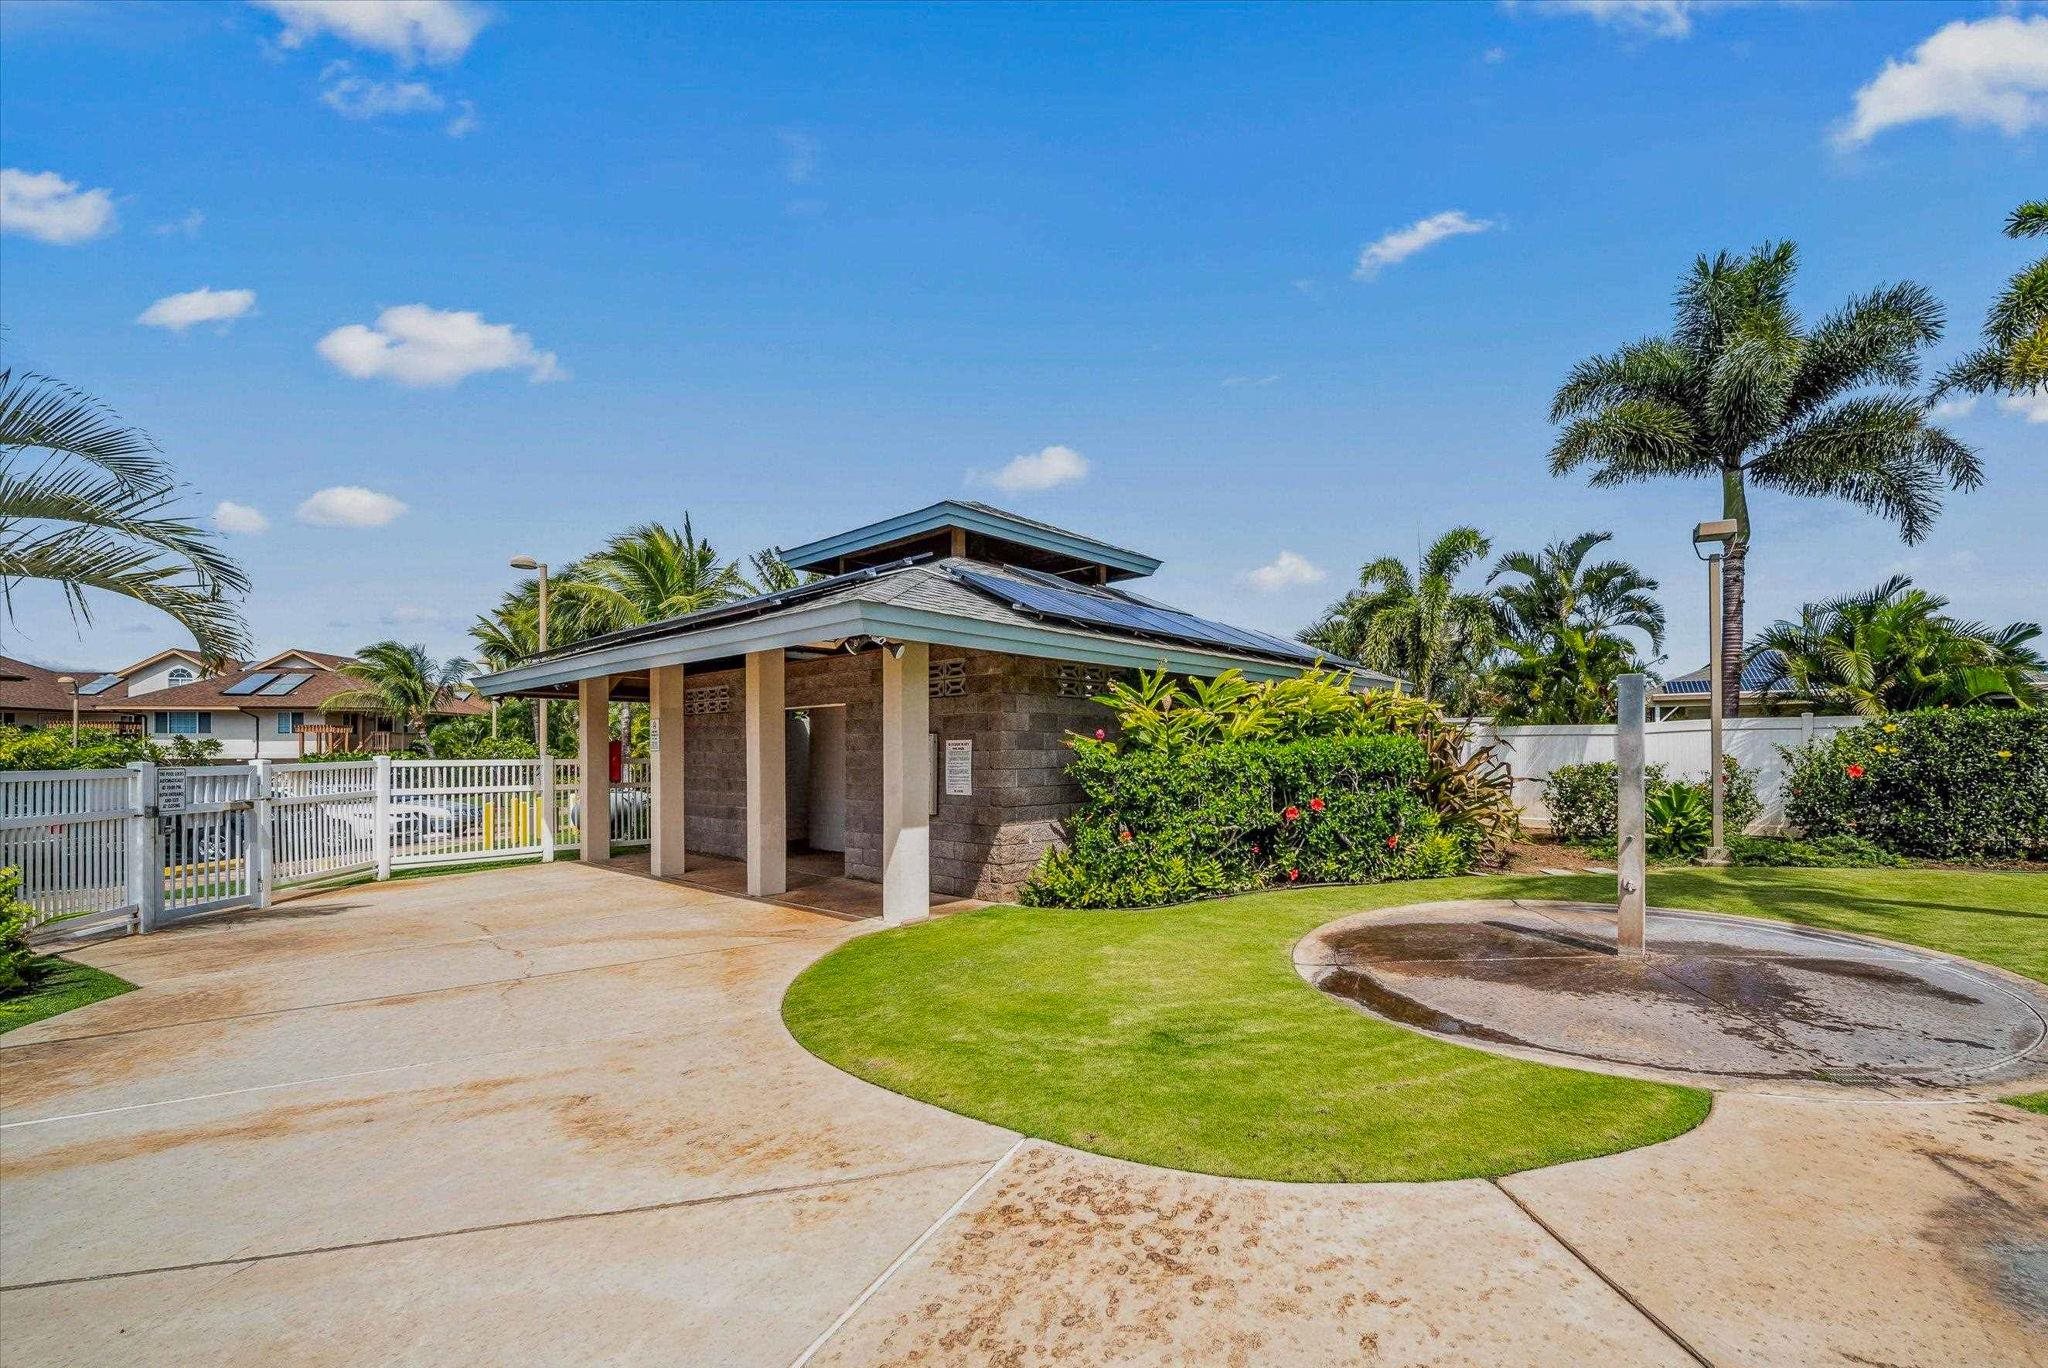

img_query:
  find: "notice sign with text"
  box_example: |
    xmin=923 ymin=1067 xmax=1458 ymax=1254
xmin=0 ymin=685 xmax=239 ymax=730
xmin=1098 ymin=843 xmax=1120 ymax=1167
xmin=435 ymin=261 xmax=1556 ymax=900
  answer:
xmin=156 ymin=767 xmax=190 ymax=814
xmin=943 ymin=739 xmax=973 ymax=796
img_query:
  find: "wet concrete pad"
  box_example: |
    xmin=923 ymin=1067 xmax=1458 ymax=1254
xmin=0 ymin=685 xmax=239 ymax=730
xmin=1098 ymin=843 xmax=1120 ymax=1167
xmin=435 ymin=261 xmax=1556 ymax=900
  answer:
xmin=1298 ymin=901 xmax=2048 ymax=1087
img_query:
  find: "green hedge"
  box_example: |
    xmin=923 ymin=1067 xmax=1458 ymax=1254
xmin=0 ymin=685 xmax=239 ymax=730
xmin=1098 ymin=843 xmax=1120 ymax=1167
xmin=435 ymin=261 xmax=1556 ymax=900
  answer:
xmin=1022 ymin=732 xmax=1452 ymax=909
xmin=1783 ymin=709 xmax=2047 ymax=860
xmin=1543 ymin=756 xmax=1760 ymax=845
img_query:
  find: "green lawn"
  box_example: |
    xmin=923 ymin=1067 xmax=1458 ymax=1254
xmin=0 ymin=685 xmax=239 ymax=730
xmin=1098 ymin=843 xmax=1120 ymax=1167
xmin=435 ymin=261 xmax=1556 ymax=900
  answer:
xmin=782 ymin=868 xmax=2048 ymax=1183
xmin=2008 ymin=1092 xmax=2048 ymax=1117
xmin=0 ymin=956 xmax=134 ymax=1036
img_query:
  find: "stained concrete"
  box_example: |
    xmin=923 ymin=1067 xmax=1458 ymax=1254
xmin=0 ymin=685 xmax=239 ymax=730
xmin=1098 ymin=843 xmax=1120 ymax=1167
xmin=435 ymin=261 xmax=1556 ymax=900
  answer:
xmin=5 ymin=868 xmax=2046 ymax=1365
xmin=1299 ymin=899 xmax=2048 ymax=1089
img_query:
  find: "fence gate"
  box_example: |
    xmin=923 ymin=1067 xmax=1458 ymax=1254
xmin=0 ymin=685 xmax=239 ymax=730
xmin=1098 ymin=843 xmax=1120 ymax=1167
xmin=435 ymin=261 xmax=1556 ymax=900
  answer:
xmin=154 ymin=765 xmax=258 ymax=925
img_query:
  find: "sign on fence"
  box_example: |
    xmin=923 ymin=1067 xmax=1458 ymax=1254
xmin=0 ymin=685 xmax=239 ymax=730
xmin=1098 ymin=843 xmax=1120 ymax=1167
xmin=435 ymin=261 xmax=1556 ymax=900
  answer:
xmin=155 ymin=767 xmax=190 ymax=814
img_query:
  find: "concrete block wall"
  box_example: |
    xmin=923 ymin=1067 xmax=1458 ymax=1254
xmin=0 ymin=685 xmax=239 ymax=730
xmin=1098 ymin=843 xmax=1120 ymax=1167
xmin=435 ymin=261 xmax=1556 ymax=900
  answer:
xmin=674 ymin=648 xmax=1107 ymax=899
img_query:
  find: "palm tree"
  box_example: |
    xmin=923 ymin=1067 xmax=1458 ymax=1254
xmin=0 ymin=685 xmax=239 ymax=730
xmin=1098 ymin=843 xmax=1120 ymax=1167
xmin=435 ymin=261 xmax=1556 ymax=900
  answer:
xmin=1751 ymin=576 xmax=2042 ymax=715
xmin=326 ymin=641 xmax=475 ymax=743
xmin=1938 ymin=199 xmax=2048 ymax=399
xmin=1303 ymin=527 xmax=1495 ymax=708
xmin=1486 ymin=531 xmax=1663 ymax=722
xmin=747 ymin=548 xmax=815 ymax=593
xmin=1550 ymin=242 xmax=1978 ymax=715
xmin=0 ymin=368 xmax=249 ymax=661
xmin=555 ymin=517 xmax=752 ymax=637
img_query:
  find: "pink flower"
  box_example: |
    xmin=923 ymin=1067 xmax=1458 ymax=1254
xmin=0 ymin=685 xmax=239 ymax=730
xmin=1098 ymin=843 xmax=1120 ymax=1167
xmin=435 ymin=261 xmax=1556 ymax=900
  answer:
xmin=1249 ymin=842 xmax=1260 ymax=855
xmin=1093 ymin=729 xmax=1106 ymax=741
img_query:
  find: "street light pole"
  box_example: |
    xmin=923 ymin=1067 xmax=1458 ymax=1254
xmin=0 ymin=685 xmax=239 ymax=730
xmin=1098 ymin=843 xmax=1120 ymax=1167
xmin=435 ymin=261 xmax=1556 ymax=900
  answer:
xmin=1692 ymin=519 xmax=1737 ymax=867
xmin=58 ymin=676 xmax=78 ymax=745
xmin=509 ymin=556 xmax=551 ymax=758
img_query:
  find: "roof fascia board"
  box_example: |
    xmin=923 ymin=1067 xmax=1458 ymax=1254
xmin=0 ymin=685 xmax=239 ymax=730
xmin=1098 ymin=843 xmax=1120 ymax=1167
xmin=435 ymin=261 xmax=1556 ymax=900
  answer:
xmin=778 ymin=501 xmax=1161 ymax=579
xmin=476 ymin=600 xmax=873 ymax=695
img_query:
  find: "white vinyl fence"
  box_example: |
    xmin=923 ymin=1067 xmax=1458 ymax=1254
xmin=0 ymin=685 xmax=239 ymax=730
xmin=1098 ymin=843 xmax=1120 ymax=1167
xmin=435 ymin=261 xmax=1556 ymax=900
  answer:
xmin=4 ymin=755 xmax=652 ymax=941
xmin=1468 ymin=713 xmax=1865 ymax=831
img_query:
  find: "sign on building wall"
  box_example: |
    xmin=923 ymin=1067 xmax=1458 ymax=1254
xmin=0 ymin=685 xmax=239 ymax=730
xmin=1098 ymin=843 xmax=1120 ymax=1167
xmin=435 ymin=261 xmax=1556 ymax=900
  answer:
xmin=944 ymin=739 xmax=973 ymax=796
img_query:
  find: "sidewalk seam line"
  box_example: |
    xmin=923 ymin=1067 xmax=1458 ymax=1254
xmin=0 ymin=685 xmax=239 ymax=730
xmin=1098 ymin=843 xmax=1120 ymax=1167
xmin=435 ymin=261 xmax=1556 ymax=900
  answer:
xmin=1489 ymin=1178 xmax=1715 ymax=1368
xmin=787 ymin=1136 xmax=1026 ymax=1368
xmin=0 ymin=1155 xmax=1005 ymax=1292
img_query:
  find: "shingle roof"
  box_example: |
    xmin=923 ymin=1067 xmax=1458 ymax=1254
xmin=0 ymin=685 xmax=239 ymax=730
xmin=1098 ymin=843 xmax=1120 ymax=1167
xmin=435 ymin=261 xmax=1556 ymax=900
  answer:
xmin=0 ymin=657 xmax=114 ymax=714
xmin=98 ymin=654 xmax=487 ymax=716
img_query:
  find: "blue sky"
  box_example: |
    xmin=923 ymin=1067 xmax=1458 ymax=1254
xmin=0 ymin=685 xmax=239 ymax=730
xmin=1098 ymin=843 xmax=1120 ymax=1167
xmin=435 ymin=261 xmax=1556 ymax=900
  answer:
xmin=2 ymin=0 xmax=2042 ymax=675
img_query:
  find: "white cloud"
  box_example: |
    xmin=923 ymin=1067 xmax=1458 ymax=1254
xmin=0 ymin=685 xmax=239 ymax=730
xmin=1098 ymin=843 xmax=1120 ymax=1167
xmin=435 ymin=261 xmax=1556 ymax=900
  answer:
xmin=991 ymin=444 xmax=1089 ymax=493
xmin=1929 ymin=395 xmax=1978 ymax=421
xmin=1353 ymin=210 xmax=1495 ymax=280
xmin=2000 ymin=389 xmax=2048 ymax=424
xmin=1525 ymin=1 xmax=1700 ymax=39
xmin=297 ymin=486 xmax=408 ymax=528
xmin=1835 ymin=16 xmax=2048 ymax=148
xmin=320 ymin=63 xmax=444 ymax=119
xmin=1222 ymin=373 xmax=1281 ymax=388
xmin=152 ymin=209 xmax=206 ymax=238
xmin=316 ymin=304 xmax=564 ymax=387
xmin=1482 ymin=46 xmax=1509 ymax=64
xmin=0 ymin=167 xmax=116 ymax=244
xmin=779 ymin=129 xmax=820 ymax=185
xmin=212 ymin=501 xmax=271 ymax=535
xmin=254 ymin=0 xmax=490 ymax=66
xmin=137 ymin=287 xmax=257 ymax=332
xmin=445 ymin=99 xmax=480 ymax=137
xmin=1245 ymin=551 xmax=1327 ymax=593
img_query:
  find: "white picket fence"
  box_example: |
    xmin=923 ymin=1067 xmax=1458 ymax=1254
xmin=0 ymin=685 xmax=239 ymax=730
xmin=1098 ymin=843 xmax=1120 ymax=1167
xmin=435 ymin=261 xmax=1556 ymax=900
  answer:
xmin=3 ymin=756 xmax=651 ymax=941
xmin=1467 ymin=713 xmax=1865 ymax=831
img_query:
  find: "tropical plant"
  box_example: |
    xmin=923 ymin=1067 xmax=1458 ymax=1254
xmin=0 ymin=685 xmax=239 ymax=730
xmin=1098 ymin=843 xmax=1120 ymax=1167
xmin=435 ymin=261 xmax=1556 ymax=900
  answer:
xmin=1543 ymin=756 xmax=1759 ymax=845
xmin=1645 ymin=783 xmax=1713 ymax=859
xmin=1087 ymin=667 xmax=1518 ymax=864
xmin=1751 ymin=576 xmax=2042 ymax=715
xmin=1 ymin=867 xmax=38 ymax=998
xmin=748 ymin=549 xmax=815 ymax=593
xmin=1302 ymin=527 xmax=1495 ymax=709
xmin=1549 ymin=241 xmax=1978 ymax=715
xmin=1490 ymin=624 xmax=1642 ymax=725
xmin=325 ymin=641 xmax=475 ymax=740
xmin=555 ymin=517 xmax=753 ymax=638
xmin=0 ymin=368 xmax=249 ymax=661
xmin=1937 ymin=199 xmax=2048 ymax=399
xmin=1490 ymin=530 xmax=1663 ymax=651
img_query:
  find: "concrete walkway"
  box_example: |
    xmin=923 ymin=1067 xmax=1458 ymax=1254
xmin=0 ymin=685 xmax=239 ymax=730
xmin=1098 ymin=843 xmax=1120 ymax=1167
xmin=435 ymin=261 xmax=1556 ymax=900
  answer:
xmin=2 ymin=865 xmax=2043 ymax=1366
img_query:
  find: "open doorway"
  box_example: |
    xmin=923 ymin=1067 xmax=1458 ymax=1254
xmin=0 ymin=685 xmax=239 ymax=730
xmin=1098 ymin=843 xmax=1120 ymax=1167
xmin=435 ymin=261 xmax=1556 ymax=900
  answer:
xmin=785 ymin=705 xmax=847 ymax=876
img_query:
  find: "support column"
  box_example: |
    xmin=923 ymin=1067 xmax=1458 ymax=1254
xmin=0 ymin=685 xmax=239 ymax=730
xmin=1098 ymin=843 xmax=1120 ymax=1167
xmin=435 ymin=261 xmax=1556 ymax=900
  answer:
xmin=578 ymin=675 xmax=611 ymax=863
xmin=744 ymin=650 xmax=786 ymax=896
xmin=649 ymin=664 xmax=687 ymax=877
xmin=1616 ymin=672 xmax=1647 ymax=955
xmin=880 ymin=640 xmax=930 ymax=925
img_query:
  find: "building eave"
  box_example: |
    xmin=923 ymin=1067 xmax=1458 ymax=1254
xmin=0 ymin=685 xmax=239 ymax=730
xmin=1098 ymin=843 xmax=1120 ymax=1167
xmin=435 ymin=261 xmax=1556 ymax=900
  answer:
xmin=776 ymin=500 xmax=1162 ymax=581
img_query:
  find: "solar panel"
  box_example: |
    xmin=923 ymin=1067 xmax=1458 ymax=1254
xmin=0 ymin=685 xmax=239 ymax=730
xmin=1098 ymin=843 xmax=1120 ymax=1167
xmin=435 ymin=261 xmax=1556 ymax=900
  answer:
xmin=259 ymin=672 xmax=313 ymax=696
xmin=951 ymin=569 xmax=1328 ymax=666
xmin=222 ymin=672 xmax=279 ymax=696
xmin=75 ymin=673 xmax=123 ymax=696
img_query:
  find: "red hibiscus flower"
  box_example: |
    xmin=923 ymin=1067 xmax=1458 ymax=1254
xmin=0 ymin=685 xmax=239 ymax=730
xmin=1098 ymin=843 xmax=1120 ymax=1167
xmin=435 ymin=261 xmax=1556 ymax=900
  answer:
xmin=1287 ymin=868 xmax=1300 ymax=882
xmin=1093 ymin=728 xmax=1106 ymax=741
xmin=1283 ymin=805 xmax=1301 ymax=821
xmin=1845 ymin=763 xmax=1866 ymax=779
xmin=1249 ymin=842 xmax=1260 ymax=855
xmin=1308 ymin=796 xmax=1325 ymax=813
xmin=1386 ymin=834 xmax=1400 ymax=849
xmin=1117 ymin=829 xmax=1132 ymax=843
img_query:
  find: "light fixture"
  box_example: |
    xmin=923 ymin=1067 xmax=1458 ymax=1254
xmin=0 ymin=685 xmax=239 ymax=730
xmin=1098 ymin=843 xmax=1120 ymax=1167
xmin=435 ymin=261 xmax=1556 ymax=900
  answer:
xmin=508 ymin=554 xmax=540 ymax=570
xmin=1691 ymin=518 xmax=1737 ymax=560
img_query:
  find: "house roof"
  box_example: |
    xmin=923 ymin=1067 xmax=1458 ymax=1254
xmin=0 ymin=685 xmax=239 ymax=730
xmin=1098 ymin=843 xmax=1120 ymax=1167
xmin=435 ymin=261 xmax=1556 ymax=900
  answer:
xmin=1651 ymin=650 xmax=1791 ymax=699
xmin=94 ymin=652 xmax=487 ymax=716
xmin=776 ymin=500 xmax=1163 ymax=583
xmin=478 ymin=555 xmax=1394 ymax=698
xmin=0 ymin=657 xmax=113 ymax=713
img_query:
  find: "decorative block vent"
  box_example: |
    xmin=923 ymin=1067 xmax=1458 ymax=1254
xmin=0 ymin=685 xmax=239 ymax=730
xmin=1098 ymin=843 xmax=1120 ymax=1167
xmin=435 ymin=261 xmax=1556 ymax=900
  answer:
xmin=1055 ymin=664 xmax=1110 ymax=698
xmin=929 ymin=658 xmax=967 ymax=698
xmin=683 ymin=685 xmax=732 ymax=716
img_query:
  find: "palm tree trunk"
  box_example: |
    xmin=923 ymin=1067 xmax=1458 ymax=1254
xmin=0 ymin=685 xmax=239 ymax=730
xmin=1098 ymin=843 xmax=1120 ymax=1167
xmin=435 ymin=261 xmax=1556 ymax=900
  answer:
xmin=1721 ymin=468 xmax=1749 ymax=719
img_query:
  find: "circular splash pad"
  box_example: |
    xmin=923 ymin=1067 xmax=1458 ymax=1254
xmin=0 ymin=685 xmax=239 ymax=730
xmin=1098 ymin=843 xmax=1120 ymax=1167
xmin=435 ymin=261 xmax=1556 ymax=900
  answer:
xmin=1295 ymin=901 xmax=2048 ymax=1089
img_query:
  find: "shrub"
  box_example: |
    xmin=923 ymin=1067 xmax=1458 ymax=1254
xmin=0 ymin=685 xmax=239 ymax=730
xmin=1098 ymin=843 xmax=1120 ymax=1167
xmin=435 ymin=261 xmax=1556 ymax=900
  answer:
xmin=0 ymin=727 xmax=159 ymax=772
xmin=1544 ymin=755 xmax=1759 ymax=845
xmin=1782 ymin=709 xmax=2047 ymax=860
xmin=1022 ymin=732 xmax=1440 ymax=909
xmin=0 ymin=868 xmax=40 ymax=999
